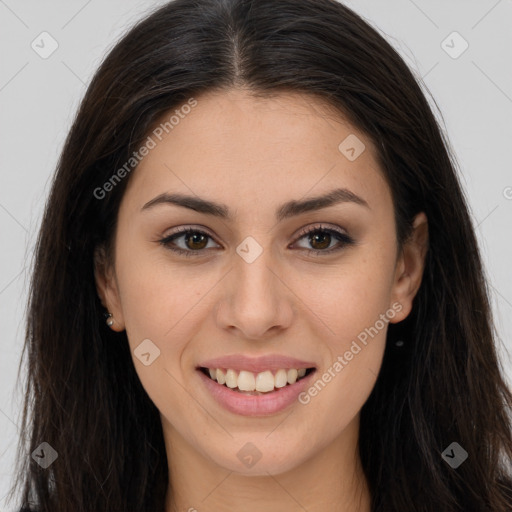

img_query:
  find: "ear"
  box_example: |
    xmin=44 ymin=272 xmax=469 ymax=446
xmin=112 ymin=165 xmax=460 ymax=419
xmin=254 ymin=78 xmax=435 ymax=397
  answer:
xmin=94 ymin=245 xmax=126 ymax=331
xmin=389 ymin=212 xmax=429 ymax=323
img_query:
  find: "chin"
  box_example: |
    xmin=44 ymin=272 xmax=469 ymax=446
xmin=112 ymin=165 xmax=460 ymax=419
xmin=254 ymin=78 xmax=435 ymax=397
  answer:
xmin=207 ymin=438 xmax=309 ymax=476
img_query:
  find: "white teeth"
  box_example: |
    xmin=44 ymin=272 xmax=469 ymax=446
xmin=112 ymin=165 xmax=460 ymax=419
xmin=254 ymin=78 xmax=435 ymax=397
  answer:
xmin=275 ymin=369 xmax=288 ymax=388
xmin=287 ymin=369 xmax=298 ymax=384
xmin=255 ymin=370 xmax=275 ymax=392
xmin=225 ymin=369 xmax=237 ymax=388
xmin=205 ymin=367 xmax=311 ymax=392
xmin=216 ymin=368 xmax=226 ymax=385
xmin=238 ymin=370 xmax=256 ymax=391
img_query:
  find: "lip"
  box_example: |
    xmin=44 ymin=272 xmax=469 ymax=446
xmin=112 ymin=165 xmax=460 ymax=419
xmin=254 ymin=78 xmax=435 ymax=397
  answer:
xmin=198 ymin=354 xmax=317 ymax=373
xmin=197 ymin=367 xmax=317 ymax=416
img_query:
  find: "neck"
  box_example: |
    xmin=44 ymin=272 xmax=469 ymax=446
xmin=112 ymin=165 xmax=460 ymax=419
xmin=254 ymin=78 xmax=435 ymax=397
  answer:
xmin=163 ymin=415 xmax=371 ymax=512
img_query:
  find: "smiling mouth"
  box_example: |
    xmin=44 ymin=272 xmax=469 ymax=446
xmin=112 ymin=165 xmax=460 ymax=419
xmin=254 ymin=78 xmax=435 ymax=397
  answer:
xmin=199 ymin=366 xmax=316 ymax=395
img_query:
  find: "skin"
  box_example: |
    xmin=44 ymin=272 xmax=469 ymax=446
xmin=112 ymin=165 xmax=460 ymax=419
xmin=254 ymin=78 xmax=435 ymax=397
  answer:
xmin=95 ymin=88 xmax=428 ymax=512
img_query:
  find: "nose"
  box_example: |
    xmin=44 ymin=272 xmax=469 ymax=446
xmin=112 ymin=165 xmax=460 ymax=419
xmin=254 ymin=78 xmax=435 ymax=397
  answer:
xmin=214 ymin=243 xmax=294 ymax=341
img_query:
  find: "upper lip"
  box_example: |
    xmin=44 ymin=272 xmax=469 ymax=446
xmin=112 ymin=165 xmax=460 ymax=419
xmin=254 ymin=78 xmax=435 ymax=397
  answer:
xmin=198 ymin=354 xmax=317 ymax=373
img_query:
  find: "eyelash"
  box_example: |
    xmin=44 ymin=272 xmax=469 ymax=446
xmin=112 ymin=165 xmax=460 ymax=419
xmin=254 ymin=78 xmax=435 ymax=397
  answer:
xmin=158 ymin=224 xmax=354 ymax=258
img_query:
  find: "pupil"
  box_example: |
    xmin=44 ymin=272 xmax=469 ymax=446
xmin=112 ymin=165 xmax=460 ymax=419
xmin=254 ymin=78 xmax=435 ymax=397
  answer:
xmin=184 ymin=231 xmax=331 ymax=251
xmin=186 ymin=232 xmax=207 ymax=250
xmin=311 ymin=231 xmax=330 ymax=250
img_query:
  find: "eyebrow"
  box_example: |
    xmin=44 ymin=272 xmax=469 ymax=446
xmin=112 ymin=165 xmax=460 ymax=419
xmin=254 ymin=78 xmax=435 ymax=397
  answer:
xmin=141 ymin=187 xmax=370 ymax=221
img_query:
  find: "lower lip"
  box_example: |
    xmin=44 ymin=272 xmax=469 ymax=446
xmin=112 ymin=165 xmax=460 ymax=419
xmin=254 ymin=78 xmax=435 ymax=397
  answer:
xmin=197 ymin=369 xmax=316 ymax=416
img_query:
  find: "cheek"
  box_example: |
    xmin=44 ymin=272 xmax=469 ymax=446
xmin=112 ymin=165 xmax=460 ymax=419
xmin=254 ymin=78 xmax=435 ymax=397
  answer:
xmin=114 ymin=252 xmax=207 ymax=424
xmin=289 ymin=244 xmax=394 ymax=427
xmin=290 ymin=242 xmax=396 ymax=343
xmin=114 ymin=241 xmax=208 ymax=343
xmin=113 ymin=245 xmax=227 ymax=410
xmin=296 ymin=287 xmax=389 ymax=447
xmin=296 ymin=338 xmax=385 ymax=459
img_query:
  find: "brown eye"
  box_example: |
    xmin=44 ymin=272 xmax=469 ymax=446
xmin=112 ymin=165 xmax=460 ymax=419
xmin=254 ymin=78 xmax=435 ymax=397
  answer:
xmin=160 ymin=224 xmax=354 ymax=258
xmin=183 ymin=231 xmax=209 ymax=250
xmin=292 ymin=225 xmax=355 ymax=256
xmin=308 ymin=231 xmax=332 ymax=251
xmin=159 ymin=227 xmax=219 ymax=257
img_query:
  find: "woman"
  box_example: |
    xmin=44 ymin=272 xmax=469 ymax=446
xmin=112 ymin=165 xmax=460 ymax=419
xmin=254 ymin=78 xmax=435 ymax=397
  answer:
xmin=11 ymin=0 xmax=512 ymax=510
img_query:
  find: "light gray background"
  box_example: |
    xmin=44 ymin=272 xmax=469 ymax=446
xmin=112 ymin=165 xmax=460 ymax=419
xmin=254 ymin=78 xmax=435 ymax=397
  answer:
xmin=1 ymin=0 xmax=511 ymax=509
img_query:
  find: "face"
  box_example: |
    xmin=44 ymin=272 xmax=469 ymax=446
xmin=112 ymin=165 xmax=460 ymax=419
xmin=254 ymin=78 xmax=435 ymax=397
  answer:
xmin=95 ymin=88 xmax=427 ymax=477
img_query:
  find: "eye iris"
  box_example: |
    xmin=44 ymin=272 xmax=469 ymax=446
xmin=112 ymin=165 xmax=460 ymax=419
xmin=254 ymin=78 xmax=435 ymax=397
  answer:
xmin=309 ymin=231 xmax=331 ymax=250
xmin=176 ymin=228 xmax=338 ymax=252
xmin=185 ymin=232 xmax=208 ymax=250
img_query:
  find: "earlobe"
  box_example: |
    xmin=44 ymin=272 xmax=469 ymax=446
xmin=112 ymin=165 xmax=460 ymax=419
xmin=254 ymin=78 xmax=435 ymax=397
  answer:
xmin=93 ymin=245 xmax=126 ymax=331
xmin=389 ymin=212 xmax=429 ymax=324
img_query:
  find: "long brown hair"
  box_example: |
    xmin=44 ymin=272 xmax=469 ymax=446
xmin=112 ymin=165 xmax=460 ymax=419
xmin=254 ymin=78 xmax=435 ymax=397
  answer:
xmin=11 ymin=0 xmax=512 ymax=510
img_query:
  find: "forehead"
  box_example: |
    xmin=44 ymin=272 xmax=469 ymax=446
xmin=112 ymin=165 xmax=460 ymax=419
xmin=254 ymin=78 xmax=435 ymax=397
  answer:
xmin=122 ymin=88 xmax=391 ymax=220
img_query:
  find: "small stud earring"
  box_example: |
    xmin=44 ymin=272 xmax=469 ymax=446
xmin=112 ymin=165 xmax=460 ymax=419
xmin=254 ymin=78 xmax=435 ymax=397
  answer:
xmin=106 ymin=313 xmax=114 ymax=327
